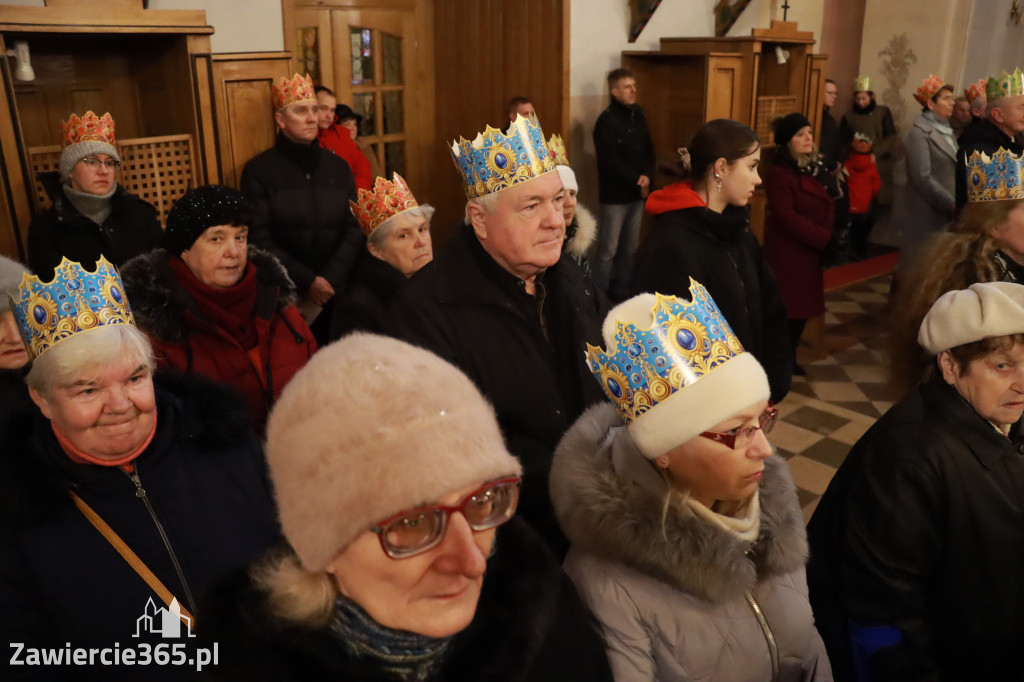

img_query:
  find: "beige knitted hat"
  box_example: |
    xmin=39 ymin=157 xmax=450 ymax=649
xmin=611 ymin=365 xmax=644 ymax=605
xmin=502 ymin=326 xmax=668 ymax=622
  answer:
xmin=265 ymin=333 xmax=522 ymax=571
xmin=919 ymin=282 xmax=1024 ymax=355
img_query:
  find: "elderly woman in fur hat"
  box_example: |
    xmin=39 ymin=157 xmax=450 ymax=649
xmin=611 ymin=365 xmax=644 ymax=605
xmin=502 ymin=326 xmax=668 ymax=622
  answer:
xmin=809 ymin=282 xmax=1024 ymax=681
xmin=550 ymin=281 xmax=831 ymax=681
xmin=202 ymin=333 xmax=614 ymax=682
xmin=121 ymin=184 xmax=317 ymax=430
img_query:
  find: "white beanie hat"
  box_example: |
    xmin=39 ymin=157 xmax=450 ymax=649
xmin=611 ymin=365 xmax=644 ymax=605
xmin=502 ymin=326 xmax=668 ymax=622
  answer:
xmin=556 ymin=164 xmax=578 ymax=193
xmin=586 ymin=281 xmax=770 ymax=459
xmin=266 ymin=333 xmax=522 ymax=571
xmin=919 ymin=281 xmax=1024 ymax=355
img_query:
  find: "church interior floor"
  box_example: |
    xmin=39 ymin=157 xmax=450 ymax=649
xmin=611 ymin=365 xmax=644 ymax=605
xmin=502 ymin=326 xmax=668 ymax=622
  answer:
xmin=775 ymin=274 xmax=898 ymax=523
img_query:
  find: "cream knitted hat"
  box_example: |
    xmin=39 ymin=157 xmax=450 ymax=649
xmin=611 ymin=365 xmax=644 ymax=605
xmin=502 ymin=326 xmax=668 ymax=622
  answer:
xmin=919 ymin=282 xmax=1024 ymax=355
xmin=265 ymin=333 xmax=522 ymax=571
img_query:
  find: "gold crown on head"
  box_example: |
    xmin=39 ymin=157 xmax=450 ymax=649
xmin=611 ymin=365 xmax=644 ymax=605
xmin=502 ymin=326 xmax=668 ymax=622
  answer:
xmin=966 ymin=147 xmax=1024 ymax=203
xmin=449 ymin=114 xmax=557 ymax=199
xmin=547 ymin=134 xmax=569 ymax=166
xmin=965 ymin=78 xmax=986 ymax=102
xmin=349 ymin=173 xmax=420 ymax=236
xmin=854 ymin=75 xmax=871 ymax=93
xmin=986 ymin=68 xmax=1024 ymax=102
xmin=61 ymin=111 xmax=116 ymax=149
xmin=13 ymin=256 xmax=135 ymax=360
xmin=273 ymin=73 xmax=316 ymax=111
xmin=914 ymin=74 xmax=947 ymax=105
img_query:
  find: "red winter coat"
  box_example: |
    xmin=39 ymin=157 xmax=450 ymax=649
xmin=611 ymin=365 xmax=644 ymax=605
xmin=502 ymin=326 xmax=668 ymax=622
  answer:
xmin=120 ymin=248 xmax=317 ymax=430
xmin=845 ymin=152 xmax=881 ymax=214
xmin=763 ymin=162 xmax=835 ymax=320
xmin=318 ymin=124 xmax=373 ymax=191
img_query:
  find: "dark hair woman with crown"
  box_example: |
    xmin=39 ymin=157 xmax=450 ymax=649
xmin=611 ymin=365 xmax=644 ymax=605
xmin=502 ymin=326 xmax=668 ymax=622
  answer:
xmin=632 ymin=118 xmax=792 ymax=403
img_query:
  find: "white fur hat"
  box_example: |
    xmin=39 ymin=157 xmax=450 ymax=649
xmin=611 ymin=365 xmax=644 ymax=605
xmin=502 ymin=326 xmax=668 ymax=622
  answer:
xmin=0 ymin=255 xmax=29 ymax=314
xmin=556 ymin=164 xmax=578 ymax=193
xmin=919 ymin=281 xmax=1024 ymax=355
xmin=265 ymin=333 xmax=522 ymax=571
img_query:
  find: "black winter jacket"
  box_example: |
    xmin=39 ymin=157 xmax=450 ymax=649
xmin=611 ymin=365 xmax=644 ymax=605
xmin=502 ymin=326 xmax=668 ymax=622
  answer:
xmin=240 ymin=134 xmax=363 ymax=295
xmin=593 ymin=99 xmax=656 ymax=204
xmin=955 ymin=118 xmax=1024 ymax=208
xmin=632 ymin=202 xmax=793 ymax=403
xmin=388 ymin=226 xmax=607 ymax=555
xmin=27 ymin=172 xmax=162 ymax=281
xmin=330 ymin=249 xmax=408 ymax=339
xmin=0 ymin=373 xmax=277 ymax=681
xmin=200 ymin=518 xmax=614 ymax=682
xmin=807 ymin=374 xmax=1024 ymax=682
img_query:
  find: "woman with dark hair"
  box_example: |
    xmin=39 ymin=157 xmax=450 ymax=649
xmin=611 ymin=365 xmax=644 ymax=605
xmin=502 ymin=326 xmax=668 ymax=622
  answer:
xmin=764 ymin=113 xmax=837 ymax=374
xmin=121 ymin=184 xmax=317 ymax=429
xmin=632 ymin=118 xmax=793 ymax=402
xmin=898 ymin=75 xmax=958 ymax=275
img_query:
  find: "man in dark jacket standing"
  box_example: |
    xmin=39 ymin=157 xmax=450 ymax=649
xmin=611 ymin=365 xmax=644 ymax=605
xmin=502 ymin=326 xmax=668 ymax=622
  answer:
xmin=955 ymin=69 xmax=1024 ymax=208
xmin=389 ymin=115 xmax=607 ymax=557
xmin=593 ymin=68 xmax=655 ymax=300
xmin=821 ymin=78 xmax=853 ymax=265
xmin=241 ymin=73 xmax=363 ymax=343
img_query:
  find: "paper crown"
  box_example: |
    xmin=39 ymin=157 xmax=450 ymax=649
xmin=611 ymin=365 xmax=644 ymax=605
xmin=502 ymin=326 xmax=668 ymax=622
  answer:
xmin=449 ymin=114 xmax=557 ymax=199
xmin=13 ymin=256 xmax=135 ymax=360
xmin=547 ymin=134 xmax=569 ymax=166
xmin=61 ymin=111 xmax=116 ymax=149
xmin=966 ymin=147 xmax=1024 ymax=203
xmin=965 ymin=78 xmax=986 ymax=102
xmin=914 ymin=74 xmax=947 ymax=105
xmin=273 ymin=73 xmax=316 ymax=111
xmin=854 ymin=75 xmax=872 ymax=93
xmin=349 ymin=173 xmax=420 ymax=236
xmin=987 ymin=68 xmax=1024 ymax=102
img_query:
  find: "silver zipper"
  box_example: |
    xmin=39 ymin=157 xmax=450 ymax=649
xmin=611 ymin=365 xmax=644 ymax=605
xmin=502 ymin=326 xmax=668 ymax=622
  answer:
xmin=745 ymin=591 xmax=779 ymax=682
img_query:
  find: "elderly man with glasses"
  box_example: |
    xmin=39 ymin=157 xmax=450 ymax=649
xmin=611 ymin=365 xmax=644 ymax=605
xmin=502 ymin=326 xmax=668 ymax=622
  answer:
xmin=27 ymin=110 xmax=162 ymax=280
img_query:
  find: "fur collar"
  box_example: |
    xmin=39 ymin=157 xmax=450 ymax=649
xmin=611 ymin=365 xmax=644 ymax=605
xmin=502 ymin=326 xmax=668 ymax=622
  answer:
xmin=0 ymin=371 xmax=254 ymax=527
xmin=551 ymin=403 xmax=809 ymax=603
xmin=565 ymin=205 xmax=597 ymax=259
xmin=121 ymin=247 xmax=298 ymax=344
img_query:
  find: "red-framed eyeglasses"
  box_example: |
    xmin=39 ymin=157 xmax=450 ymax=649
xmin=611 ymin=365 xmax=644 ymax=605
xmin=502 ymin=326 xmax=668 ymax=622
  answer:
xmin=698 ymin=406 xmax=779 ymax=450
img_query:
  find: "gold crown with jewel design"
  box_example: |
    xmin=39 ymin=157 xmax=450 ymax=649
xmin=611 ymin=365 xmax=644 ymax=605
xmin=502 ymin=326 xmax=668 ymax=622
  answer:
xmin=965 ymin=78 xmax=986 ymax=102
xmin=547 ymin=134 xmax=569 ymax=166
xmin=349 ymin=173 xmax=420 ymax=236
xmin=854 ymin=75 xmax=871 ymax=93
xmin=273 ymin=73 xmax=316 ymax=111
xmin=61 ymin=111 xmax=116 ymax=149
xmin=987 ymin=68 xmax=1024 ymax=102
xmin=449 ymin=114 xmax=557 ymax=199
xmin=13 ymin=256 xmax=135 ymax=360
xmin=966 ymin=147 xmax=1024 ymax=203
xmin=914 ymin=74 xmax=947 ymax=105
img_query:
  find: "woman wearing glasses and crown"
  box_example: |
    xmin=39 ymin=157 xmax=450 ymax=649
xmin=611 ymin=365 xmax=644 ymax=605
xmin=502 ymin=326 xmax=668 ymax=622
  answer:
xmin=202 ymin=333 xmax=614 ymax=682
xmin=27 ymin=111 xmax=162 ymax=281
xmin=550 ymin=282 xmax=831 ymax=682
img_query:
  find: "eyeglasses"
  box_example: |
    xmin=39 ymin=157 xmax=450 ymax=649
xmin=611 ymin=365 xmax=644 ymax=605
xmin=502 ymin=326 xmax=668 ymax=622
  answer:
xmin=699 ymin=407 xmax=779 ymax=450
xmin=80 ymin=157 xmax=121 ymax=171
xmin=370 ymin=477 xmax=521 ymax=559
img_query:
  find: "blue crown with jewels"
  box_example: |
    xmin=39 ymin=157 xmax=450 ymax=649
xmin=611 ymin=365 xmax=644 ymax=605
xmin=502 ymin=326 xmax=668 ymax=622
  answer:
xmin=449 ymin=114 xmax=557 ymax=199
xmin=586 ymin=280 xmax=746 ymax=425
xmin=966 ymin=147 xmax=1024 ymax=203
xmin=13 ymin=256 xmax=135 ymax=359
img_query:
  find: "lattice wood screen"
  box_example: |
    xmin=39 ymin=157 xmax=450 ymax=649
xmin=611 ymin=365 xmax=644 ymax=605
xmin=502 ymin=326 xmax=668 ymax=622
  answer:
xmin=27 ymin=134 xmax=198 ymax=227
xmin=755 ymin=96 xmax=798 ymax=145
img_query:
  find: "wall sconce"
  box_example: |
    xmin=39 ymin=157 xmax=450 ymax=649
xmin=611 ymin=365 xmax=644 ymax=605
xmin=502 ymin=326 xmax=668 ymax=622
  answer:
xmin=6 ymin=41 xmax=35 ymax=82
xmin=774 ymin=45 xmax=790 ymax=65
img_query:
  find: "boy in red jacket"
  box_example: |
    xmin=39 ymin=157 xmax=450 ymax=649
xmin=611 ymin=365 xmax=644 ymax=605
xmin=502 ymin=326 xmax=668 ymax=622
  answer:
xmin=845 ymin=133 xmax=882 ymax=259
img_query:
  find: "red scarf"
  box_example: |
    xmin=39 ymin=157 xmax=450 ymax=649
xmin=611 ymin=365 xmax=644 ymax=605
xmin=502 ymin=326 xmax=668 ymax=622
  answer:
xmin=56 ymin=412 xmax=158 ymax=469
xmin=167 ymin=257 xmax=260 ymax=349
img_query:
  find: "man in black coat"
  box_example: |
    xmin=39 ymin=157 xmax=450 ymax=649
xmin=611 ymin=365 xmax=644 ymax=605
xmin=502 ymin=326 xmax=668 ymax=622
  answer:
xmin=240 ymin=74 xmax=363 ymax=343
xmin=593 ymin=67 xmax=655 ymax=299
xmin=820 ymin=78 xmax=853 ymax=265
xmin=388 ymin=117 xmax=607 ymax=556
xmin=955 ymin=74 xmax=1024 ymax=208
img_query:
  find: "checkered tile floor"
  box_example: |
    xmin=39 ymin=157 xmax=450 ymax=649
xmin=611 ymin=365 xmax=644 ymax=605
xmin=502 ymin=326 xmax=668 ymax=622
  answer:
xmin=775 ymin=275 xmax=897 ymax=522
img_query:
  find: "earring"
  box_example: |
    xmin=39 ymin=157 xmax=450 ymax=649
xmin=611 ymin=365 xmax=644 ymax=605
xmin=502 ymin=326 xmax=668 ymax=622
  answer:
xmin=715 ymin=174 xmax=722 ymax=192
xmin=659 ymin=457 xmax=669 ymax=467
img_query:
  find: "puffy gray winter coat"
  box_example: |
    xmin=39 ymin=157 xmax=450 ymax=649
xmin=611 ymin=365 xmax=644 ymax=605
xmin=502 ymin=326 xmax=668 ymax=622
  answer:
xmin=550 ymin=403 xmax=832 ymax=682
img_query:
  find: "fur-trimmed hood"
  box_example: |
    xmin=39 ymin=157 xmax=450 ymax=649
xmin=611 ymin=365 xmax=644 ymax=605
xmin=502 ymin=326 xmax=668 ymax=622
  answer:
xmin=121 ymin=247 xmax=298 ymax=344
xmin=565 ymin=204 xmax=597 ymax=260
xmin=550 ymin=403 xmax=809 ymax=604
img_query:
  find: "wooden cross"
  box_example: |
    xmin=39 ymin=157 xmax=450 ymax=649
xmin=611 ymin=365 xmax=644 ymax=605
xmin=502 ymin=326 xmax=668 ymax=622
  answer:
xmin=781 ymin=0 xmax=791 ymax=21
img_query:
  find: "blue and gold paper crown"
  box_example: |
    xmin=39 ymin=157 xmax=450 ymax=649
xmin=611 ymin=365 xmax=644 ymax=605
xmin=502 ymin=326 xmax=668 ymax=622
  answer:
xmin=450 ymin=114 xmax=557 ymax=199
xmin=587 ymin=280 xmax=745 ymax=425
xmin=966 ymin=147 xmax=1024 ymax=203
xmin=13 ymin=256 xmax=135 ymax=359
